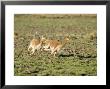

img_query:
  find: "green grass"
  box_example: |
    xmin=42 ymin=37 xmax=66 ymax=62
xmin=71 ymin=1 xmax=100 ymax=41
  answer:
xmin=14 ymin=14 xmax=97 ymax=76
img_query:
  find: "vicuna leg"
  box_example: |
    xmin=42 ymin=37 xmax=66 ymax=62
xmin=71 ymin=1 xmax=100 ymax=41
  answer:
xmin=44 ymin=48 xmax=51 ymax=51
xmin=51 ymin=50 xmax=54 ymax=55
xmin=53 ymin=52 xmax=57 ymax=57
xmin=28 ymin=45 xmax=31 ymax=51
xmin=30 ymin=47 xmax=35 ymax=55
xmin=51 ymin=47 xmax=60 ymax=57
xmin=51 ymin=49 xmax=57 ymax=56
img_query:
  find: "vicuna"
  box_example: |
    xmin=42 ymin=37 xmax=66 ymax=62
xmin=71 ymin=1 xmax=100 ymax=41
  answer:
xmin=28 ymin=35 xmax=46 ymax=55
xmin=43 ymin=37 xmax=70 ymax=56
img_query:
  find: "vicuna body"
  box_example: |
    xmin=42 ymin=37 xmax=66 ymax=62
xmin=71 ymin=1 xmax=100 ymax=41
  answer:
xmin=43 ymin=37 xmax=69 ymax=56
xmin=28 ymin=36 xmax=45 ymax=55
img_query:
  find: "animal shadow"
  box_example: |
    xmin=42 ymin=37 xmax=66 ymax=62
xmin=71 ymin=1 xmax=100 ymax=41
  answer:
xmin=58 ymin=54 xmax=74 ymax=57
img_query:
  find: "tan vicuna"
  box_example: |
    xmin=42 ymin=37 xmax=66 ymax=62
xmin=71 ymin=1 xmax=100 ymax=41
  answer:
xmin=43 ymin=37 xmax=70 ymax=56
xmin=28 ymin=35 xmax=46 ymax=55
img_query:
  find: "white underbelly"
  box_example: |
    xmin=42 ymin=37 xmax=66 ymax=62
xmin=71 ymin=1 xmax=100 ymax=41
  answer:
xmin=36 ymin=44 xmax=41 ymax=50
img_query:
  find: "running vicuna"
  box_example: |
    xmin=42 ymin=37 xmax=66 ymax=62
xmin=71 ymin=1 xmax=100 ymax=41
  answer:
xmin=43 ymin=37 xmax=70 ymax=56
xmin=28 ymin=32 xmax=46 ymax=55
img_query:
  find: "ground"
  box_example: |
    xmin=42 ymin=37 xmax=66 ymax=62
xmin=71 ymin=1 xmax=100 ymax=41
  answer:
xmin=14 ymin=14 xmax=97 ymax=76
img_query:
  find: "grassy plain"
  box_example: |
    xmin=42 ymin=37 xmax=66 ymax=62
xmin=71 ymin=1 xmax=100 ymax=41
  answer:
xmin=14 ymin=14 xmax=97 ymax=76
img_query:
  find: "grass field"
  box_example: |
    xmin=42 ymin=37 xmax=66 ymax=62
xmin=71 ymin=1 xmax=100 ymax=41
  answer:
xmin=14 ymin=14 xmax=97 ymax=76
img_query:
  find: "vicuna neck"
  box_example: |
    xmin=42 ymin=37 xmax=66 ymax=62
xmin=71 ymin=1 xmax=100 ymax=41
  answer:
xmin=61 ymin=39 xmax=68 ymax=47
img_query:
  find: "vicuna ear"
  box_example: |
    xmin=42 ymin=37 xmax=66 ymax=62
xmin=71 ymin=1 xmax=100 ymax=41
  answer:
xmin=41 ymin=35 xmax=44 ymax=38
xmin=64 ymin=36 xmax=70 ymax=41
xmin=41 ymin=35 xmax=46 ymax=40
xmin=66 ymin=37 xmax=69 ymax=41
xmin=64 ymin=35 xmax=69 ymax=38
xmin=36 ymin=31 xmax=38 ymax=34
